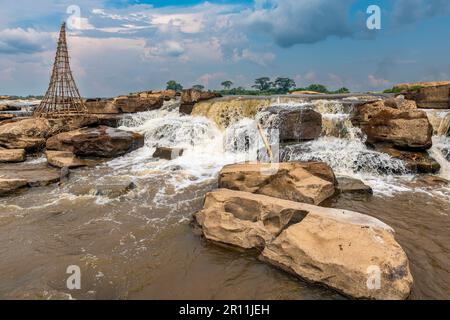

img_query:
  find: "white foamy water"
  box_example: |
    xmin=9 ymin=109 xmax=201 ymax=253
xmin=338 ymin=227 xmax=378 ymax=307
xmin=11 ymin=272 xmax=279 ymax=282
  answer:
xmin=103 ymin=99 xmax=450 ymax=199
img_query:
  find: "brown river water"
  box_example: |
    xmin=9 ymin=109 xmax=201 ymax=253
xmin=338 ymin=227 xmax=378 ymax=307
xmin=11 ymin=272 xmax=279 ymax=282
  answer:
xmin=0 ymin=101 xmax=449 ymax=300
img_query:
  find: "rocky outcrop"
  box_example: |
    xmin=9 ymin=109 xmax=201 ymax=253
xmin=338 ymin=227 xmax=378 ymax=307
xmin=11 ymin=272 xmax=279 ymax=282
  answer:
xmin=0 ymin=163 xmax=64 ymax=188
xmin=0 ymin=104 xmax=21 ymax=111
xmin=180 ymin=89 xmax=221 ymax=115
xmin=219 ymin=162 xmax=336 ymax=205
xmin=352 ymin=99 xmax=433 ymax=150
xmin=0 ymin=117 xmax=97 ymax=151
xmin=394 ymin=82 xmax=450 ymax=109
xmin=373 ymin=144 xmax=441 ymax=174
xmin=46 ymin=126 xmax=144 ymax=158
xmin=85 ymin=94 xmax=165 ymax=114
xmin=0 ymin=178 xmax=28 ymax=196
xmin=0 ymin=114 xmax=16 ymax=122
xmin=45 ymin=151 xmax=88 ymax=169
xmin=194 ymin=188 xmax=413 ymax=299
xmin=259 ymin=106 xmax=322 ymax=142
xmin=336 ymin=177 xmax=373 ymax=194
xmin=137 ymin=90 xmax=177 ymax=101
xmin=261 ymin=208 xmax=413 ymax=300
xmin=0 ymin=149 xmax=26 ymax=163
xmin=152 ymin=147 xmax=184 ymax=160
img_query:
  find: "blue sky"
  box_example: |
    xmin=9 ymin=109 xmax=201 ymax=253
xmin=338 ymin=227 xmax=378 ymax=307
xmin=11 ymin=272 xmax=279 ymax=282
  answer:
xmin=1 ymin=0 xmax=450 ymax=97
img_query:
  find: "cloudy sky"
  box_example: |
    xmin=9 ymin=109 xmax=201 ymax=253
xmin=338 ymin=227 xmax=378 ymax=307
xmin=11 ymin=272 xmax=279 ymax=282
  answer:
xmin=1 ymin=0 xmax=450 ymax=97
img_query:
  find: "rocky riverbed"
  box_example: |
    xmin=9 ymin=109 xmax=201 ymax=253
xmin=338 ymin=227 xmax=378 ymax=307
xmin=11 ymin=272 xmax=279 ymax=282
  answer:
xmin=0 ymin=84 xmax=449 ymax=299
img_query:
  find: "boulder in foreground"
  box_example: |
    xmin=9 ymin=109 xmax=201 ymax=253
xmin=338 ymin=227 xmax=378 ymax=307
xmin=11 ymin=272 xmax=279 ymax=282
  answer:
xmin=0 ymin=163 xmax=63 ymax=188
xmin=194 ymin=189 xmax=413 ymax=300
xmin=46 ymin=126 xmax=144 ymax=158
xmin=219 ymin=162 xmax=336 ymax=205
xmin=336 ymin=177 xmax=373 ymax=194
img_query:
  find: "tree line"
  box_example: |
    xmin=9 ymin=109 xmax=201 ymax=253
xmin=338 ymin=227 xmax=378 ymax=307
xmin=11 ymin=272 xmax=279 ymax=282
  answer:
xmin=166 ymin=77 xmax=350 ymax=95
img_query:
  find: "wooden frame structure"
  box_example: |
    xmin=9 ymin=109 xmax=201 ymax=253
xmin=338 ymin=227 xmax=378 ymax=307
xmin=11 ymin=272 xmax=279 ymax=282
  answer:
xmin=34 ymin=22 xmax=87 ymax=118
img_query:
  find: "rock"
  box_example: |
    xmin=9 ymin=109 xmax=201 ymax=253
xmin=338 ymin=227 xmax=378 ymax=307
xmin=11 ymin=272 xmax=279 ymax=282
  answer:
xmin=411 ymin=175 xmax=449 ymax=188
xmin=219 ymin=162 xmax=336 ymax=205
xmin=290 ymin=91 xmax=323 ymax=95
xmin=84 ymin=98 xmax=119 ymax=114
xmin=46 ymin=126 xmax=144 ymax=158
xmin=0 ymin=114 xmax=16 ymax=121
xmin=352 ymin=100 xmax=433 ymax=150
xmin=259 ymin=106 xmax=322 ymax=142
xmin=91 ymin=114 xmax=124 ymax=128
xmin=152 ymin=147 xmax=184 ymax=160
xmin=442 ymin=147 xmax=450 ymax=162
xmin=394 ymin=82 xmax=450 ymax=109
xmin=180 ymin=89 xmax=221 ymax=115
xmin=336 ymin=177 xmax=373 ymax=194
xmin=137 ymin=90 xmax=177 ymax=101
xmin=374 ymin=144 xmax=441 ymax=174
xmin=45 ymin=151 xmax=87 ymax=169
xmin=71 ymin=180 xmax=136 ymax=198
xmin=0 ymin=104 xmax=21 ymax=111
xmin=0 ymin=149 xmax=26 ymax=163
xmin=0 ymin=178 xmax=28 ymax=196
xmin=0 ymin=117 xmax=97 ymax=151
xmin=0 ymin=163 xmax=62 ymax=187
xmin=114 ymin=95 xmax=164 ymax=113
xmin=261 ymin=209 xmax=413 ymax=300
xmin=194 ymin=189 xmax=309 ymax=249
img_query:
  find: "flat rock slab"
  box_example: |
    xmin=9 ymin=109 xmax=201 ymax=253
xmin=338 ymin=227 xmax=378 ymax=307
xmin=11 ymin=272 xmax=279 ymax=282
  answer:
xmin=336 ymin=177 xmax=373 ymax=194
xmin=0 ymin=149 xmax=26 ymax=163
xmin=0 ymin=163 xmax=62 ymax=187
xmin=194 ymin=189 xmax=413 ymax=300
xmin=219 ymin=162 xmax=336 ymax=205
xmin=0 ymin=178 xmax=28 ymax=195
xmin=45 ymin=151 xmax=88 ymax=169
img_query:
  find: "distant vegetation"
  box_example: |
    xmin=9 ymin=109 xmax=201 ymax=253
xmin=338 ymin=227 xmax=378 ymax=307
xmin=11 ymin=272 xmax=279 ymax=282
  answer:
xmin=166 ymin=80 xmax=183 ymax=92
xmin=0 ymin=95 xmax=44 ymax=100
xmin=383 ymin=85 xmax=423 ymax=94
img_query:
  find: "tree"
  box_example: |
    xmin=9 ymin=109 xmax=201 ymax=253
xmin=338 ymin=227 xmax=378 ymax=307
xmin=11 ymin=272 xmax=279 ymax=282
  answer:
xmin=166 ymin=80 xmax=183 ymax=92
xmin=305 ymin=84 xmax=329 ymax=93
xmin=252 ymin=77 xmax=272 ymax=91
xmin=334 ymin=87 xmax=350 ymax=94
xmin=221 ymin=80 xmax=233 ymax=90
xmin=274 ymin=77 xmax=296 ymax=93
xmin=192 ymin=84 xmax=205 ymax=91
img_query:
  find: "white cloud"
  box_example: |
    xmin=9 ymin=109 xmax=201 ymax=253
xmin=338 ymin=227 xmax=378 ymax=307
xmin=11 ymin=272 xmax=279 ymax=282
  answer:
xmin=0 ymin=28 xmax=55 ymax=54
xmin=232 ymin=48 xmax=275 ymax=66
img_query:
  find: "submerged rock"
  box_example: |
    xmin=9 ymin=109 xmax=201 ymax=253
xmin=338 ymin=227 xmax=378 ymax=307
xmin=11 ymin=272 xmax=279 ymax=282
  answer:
xmin=71 ymin=180 xmax=136 ymax=198
xmin=0 ymin=149 xmax=26 ymax=163
xmin=0 ymin=178 xmax=28 ymax=196
xmin=374 ymin=144 xmax=440 ymax=174
xmin=46 ymin=126 xmax=144 ymax=158
xmin=219 ymin=162 xmax=336 ymax=205
xmin=0 ymin=163 xmax=63 ymax=188
xmin=352 ymin=100 xmax=433 ymax=150
xmin=152 ymin=147 xmax=184 ymax=160
xmin=194 ymin=189 xmax=413 ymax=300
xmin=45 ymin=150 xmax=88 ymax=169
xmin=259 ymin=106 xmax=322 ymax=142
xmin=336 ymin=177 xmax=373 ymax=194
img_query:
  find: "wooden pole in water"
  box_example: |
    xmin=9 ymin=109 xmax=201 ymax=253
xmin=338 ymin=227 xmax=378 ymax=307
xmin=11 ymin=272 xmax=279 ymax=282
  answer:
xmin=257 ymin=123 xmax=273 ymax=162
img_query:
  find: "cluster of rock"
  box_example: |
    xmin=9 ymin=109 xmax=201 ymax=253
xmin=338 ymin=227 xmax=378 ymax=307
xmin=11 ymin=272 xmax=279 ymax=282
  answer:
xmin=193 ymin=162 xmax=413 ymax=299
xmin=393 ymin=82 xmax=450 ymax=109
xmin=179 ymin=89 xmax=221 ymax=115
xmin=351 ymin=97 xmax=440 ymax=173
xmin=0 ymin=104 xmax=21 ymax=122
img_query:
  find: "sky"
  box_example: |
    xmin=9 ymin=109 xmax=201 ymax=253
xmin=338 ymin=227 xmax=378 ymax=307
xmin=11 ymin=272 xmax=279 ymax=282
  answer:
xmin=0 ymin=0 xmax=450 ymax=97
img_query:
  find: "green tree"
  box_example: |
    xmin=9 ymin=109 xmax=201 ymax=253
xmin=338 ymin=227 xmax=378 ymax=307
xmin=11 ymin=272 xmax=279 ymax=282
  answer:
xmin=334 ymin=87 xmax=350 ymax=94
xmin=221 ymin=80 xmax=233 ymax=90
xmin=305 ymin=84 xmax=329 ymax=93
xmin=192 ymin=84 xmax=205 ymax=91
xmin=274 ymin=77 xmax=296 ymax=93
xmin=252 ymin=77 xmax=272 ymax=91
xmin=166 ymin=80 xmax=183 ymax=92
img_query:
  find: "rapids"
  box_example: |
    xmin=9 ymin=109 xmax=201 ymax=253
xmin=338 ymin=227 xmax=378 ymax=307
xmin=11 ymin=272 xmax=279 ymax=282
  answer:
xmin=0 ymin=98 xmax=449 ymax=299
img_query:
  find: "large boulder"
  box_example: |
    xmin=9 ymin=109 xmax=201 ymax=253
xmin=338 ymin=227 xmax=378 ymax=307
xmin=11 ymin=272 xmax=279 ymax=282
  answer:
xmin=0 ymin=163 xmax=63 ymax=187
xmin=219 ymin=162 xmax=336 ymax=205
xmin=137 ymin=90 xmax=177 ymax=101
xmin=113 ymin=95 xmax=164 ymax=113
xmin=394 ymin=82 xmax=450 ymax=109
xmin=194 ymin=189 xmax=309 ymax=249
xmin=259 ymin=106 xmax=322 ymax=142
xmin=46 ymin=126 xmax=144 ymax=158
xmin=84 ymin=98 xmax=119 ymax=114
xmin=336 ymin=177 xmax=373 ymax=194
xmin=0 ymin=149 xmax=26 ymax=163
xmin=261 ymin=209 xmax=413 ymax=300
xmin=352 ymin=99 xmax=433 ymax=150
xmin=194 ymin=189 xmax=413 ymax=299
